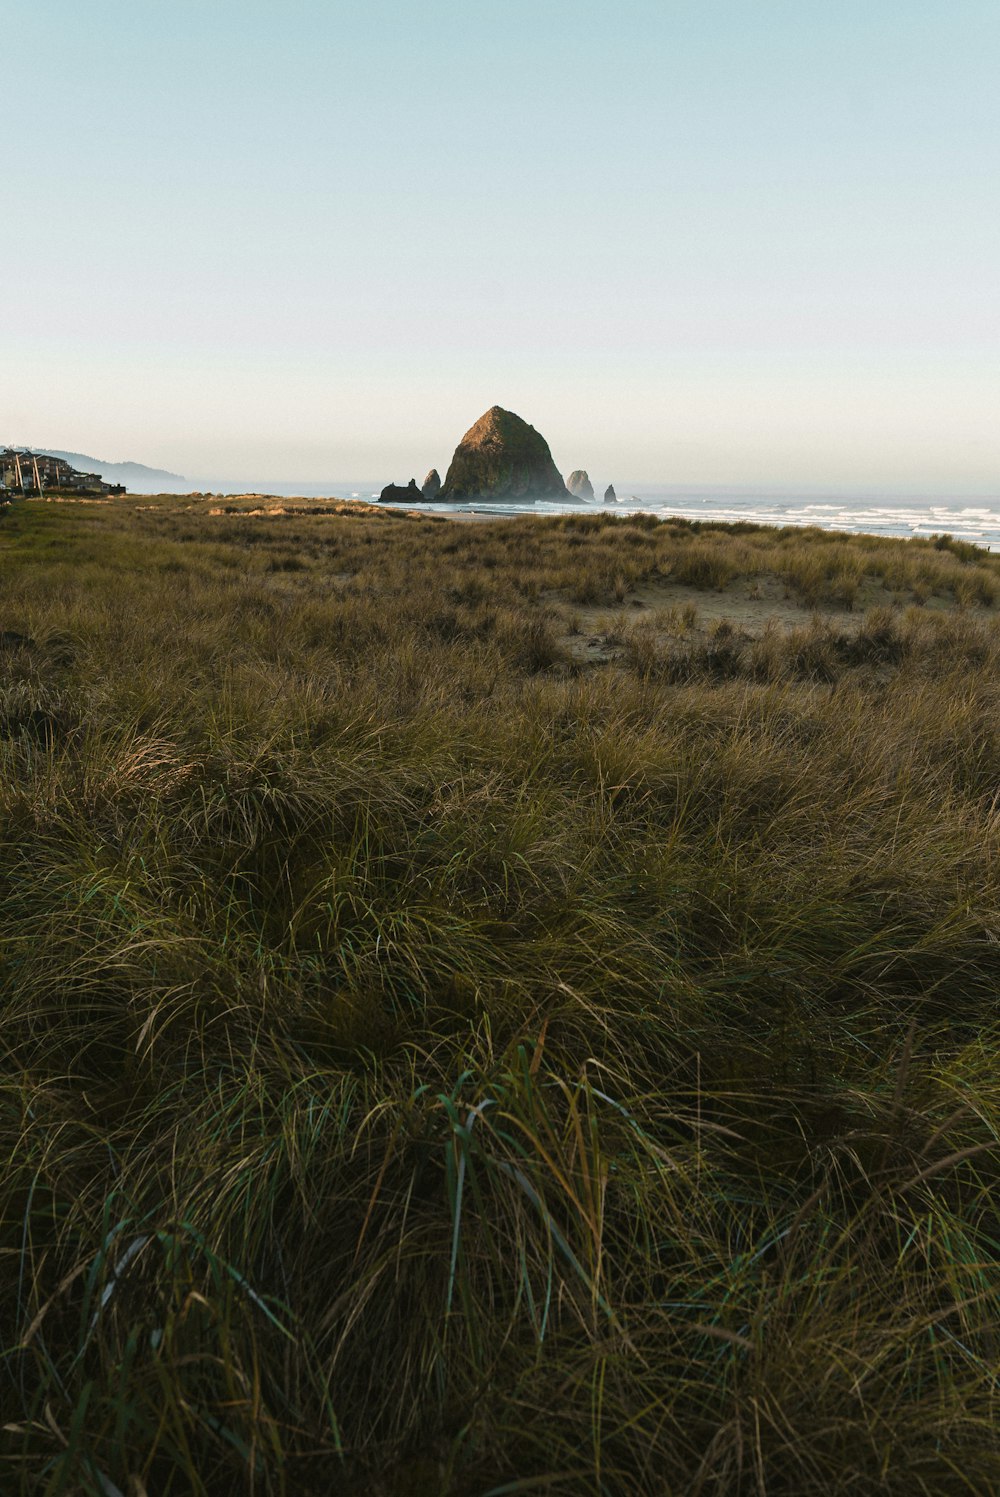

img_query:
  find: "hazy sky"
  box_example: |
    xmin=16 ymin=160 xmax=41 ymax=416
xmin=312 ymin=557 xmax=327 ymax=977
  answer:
xmin=4 ymin=0 xmax=998 ymax=489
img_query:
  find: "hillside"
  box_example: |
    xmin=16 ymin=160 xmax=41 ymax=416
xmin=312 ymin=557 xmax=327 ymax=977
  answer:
xmin=44 ymin=449 xmax=186 ymax=489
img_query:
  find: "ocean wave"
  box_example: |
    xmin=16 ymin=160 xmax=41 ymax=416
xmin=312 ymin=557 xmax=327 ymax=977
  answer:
xmin=367 ymin=489 xmax=1000 ymax=547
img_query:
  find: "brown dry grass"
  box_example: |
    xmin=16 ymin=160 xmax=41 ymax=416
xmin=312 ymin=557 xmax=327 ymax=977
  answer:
xmin=3 ymin=495 xmax=1000 ymax=1494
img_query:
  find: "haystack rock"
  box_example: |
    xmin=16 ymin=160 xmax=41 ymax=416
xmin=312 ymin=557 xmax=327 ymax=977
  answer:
xmin=440 ymin=406 xmax=570 ymax=501
xmin=421 ymin=468 xmax=442 ymax=500
xmin=567 ymin=470 xmax=595 ymax=499
xmin=604 ymin=484 xmax=617 ymax=503
xmin=379 ymin=479 xmax=422 ymax=504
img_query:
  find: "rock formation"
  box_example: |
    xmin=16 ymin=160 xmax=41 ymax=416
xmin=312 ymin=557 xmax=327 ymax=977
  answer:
xmin=440 ymin=406 xmax=570 ymax=501
xmin=567 ymin=470 xmax=595 ymax=499
xmin=421 ymin=468 xmax=442 ymax=500
xmin=604 ymin=484 xmax=617 ymax=503
xmin=379 ymin=479 xmax=423 ymax=504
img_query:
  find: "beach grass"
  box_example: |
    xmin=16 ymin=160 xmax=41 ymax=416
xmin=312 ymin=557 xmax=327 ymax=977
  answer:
xmin=3 ymin=495 xmax=1000 ymax=1493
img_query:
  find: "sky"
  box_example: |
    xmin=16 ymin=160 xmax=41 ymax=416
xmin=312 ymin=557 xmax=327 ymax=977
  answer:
xmin=3 ymin=0 xmax=998 ymax=490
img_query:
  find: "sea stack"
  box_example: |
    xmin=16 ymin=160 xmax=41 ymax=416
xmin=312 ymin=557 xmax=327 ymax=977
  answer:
xmin=440 ymin=406 xmax=570 ymax=501
xmin=421 ymin=468 xmax=442 ymax=500
xmin=379 ymin=479 xmax=423 ymax=504
xmin=604 ymin=484 xmax=617 ymax=503
xmin=567 ymin=470 xmax=595 ymax=499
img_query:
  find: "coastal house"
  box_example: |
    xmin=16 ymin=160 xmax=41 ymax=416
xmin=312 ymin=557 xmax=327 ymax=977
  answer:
xmin=0 ymin=449 xmax=125 ymax=495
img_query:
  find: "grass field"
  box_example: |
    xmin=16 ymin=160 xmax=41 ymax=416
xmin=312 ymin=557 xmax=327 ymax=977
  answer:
xmin=4 ymin=494 xmax=1000 ymax=1494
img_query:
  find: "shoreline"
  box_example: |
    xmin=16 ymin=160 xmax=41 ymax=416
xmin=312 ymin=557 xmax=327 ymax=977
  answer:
xmin=119 ymin=489 xmax=1000 ymax=546
xmin=26 ymin=487 xmax=1000 ymax=547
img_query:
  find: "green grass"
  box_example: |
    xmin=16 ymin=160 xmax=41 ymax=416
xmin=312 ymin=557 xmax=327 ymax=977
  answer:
xmin=3 ymin=495 xmax=1000 ymax=1493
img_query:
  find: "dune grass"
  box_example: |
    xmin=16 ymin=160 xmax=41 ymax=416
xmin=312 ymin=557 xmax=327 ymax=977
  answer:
xmin=3 ymin=496 xmax=1000 ymax=1493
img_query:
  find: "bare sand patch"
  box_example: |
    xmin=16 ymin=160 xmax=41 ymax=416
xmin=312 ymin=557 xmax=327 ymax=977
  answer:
xmin=554 ymin=573 xmax=988 ymax=664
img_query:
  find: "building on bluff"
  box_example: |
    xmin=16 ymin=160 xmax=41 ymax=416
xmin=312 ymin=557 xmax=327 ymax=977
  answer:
xmin=439 ymin=406 xmax=570 ymax=501
xmin=0 ymin=449 xmax=125 ymax=495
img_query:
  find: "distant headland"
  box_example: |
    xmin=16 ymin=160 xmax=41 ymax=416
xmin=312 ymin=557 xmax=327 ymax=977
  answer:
xmin=0 ymin=447 xmax=185 ymax=496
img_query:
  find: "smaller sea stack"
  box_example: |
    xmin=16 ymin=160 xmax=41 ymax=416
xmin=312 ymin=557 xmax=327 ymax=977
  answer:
xmin=421 ymin=469 xmax=442 ymax=500
xmin=567 ymin=470 xmax=595 ymax=499
xmin=379 ymin=479 xmax=422 ymax=504
xmin=604 ymin=484 xmax=617 ymax=503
